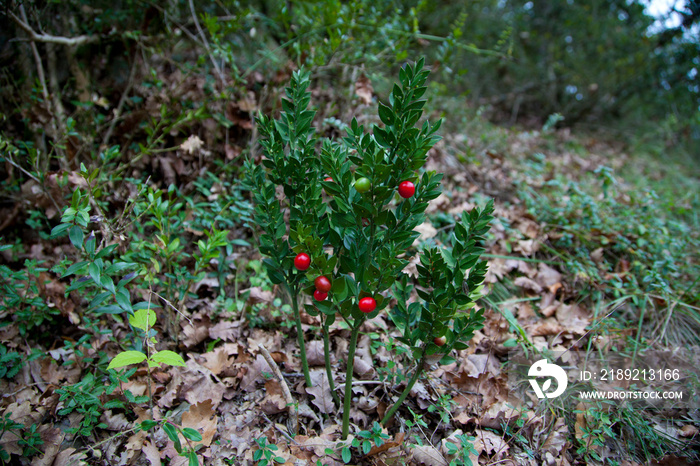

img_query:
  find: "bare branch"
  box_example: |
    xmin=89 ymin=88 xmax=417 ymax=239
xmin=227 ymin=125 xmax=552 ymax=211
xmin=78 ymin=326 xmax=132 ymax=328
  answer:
xmin=259 ymin=344 xmax=298 ymax=435
xmin=9 ymin=10 xmax=99 ymax=46
xmin=187 ymin=0 xmax=226 ymax=85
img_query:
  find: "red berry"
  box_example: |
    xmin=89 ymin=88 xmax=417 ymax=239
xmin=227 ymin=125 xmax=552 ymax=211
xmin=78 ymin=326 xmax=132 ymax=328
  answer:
xmin=433 ymin=336 xmax=447 ymax=346
xmin=398 ymin=180 xmax=415 ymax=199
xmin=314 ymin=276 xmax=332 ymax=293
xmin=294 ymin=253 xmax=311 ymax=271
xmin=324 ymin=176 xmax=334 ymax=182
xmin=358 ymin=296 xmax=377 ymax=313
xmin=313 ymin=290 xmax=328 ymax=301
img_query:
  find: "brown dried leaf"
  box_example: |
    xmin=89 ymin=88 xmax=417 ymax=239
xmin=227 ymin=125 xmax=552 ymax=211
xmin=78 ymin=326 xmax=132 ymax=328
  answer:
xmin=514 ymin=239 xmax=539 ymax=255
xmin=517 ymin=218 xmax=540 ymax=239
xmin=182 ymin=400 xmax=218 ymax=447
xmin=141 ymin=440 xmax=162 ymax=466
xmin=410 ymin=381 xmax=432 ymax=410
xmin=306 ymin=340 xmax=326 ymax=367
xmin=181 ymin=313 xmax=211 ymax=348
xmin=413 ymin=221 xmax=438 ymax=244
xmin=536 ymin=264 xmax=562 ymax=288
xmin=366 ymin=431 xmax=404 ymax=457
xmin=240 ymin=354 xmax=269 ymax=392
xmin=180 ymin=135 xmax=204 ymax=154
xmin=542 ymin=417 xmax=569 ymax=457
xmin=353 ymin=358 xmax=375 ymax=379
xmin=513 ymin=276 xmax=543 ymax=294
xmin=208 ymin=320 xmax=243 ymax=342
xmin=355 ymin=74 xmax=373 ymax=105
xmin=238 ymin=91 xmax=258 ymax=112
xmin=201 ymin=347 xmax=233 ymax=376
xmin=474 ymin=428 xmax=509 ymax=459
xmin=52 ymin=448 xmax=87 ymax=466
xmin=590 ymin=247 xmax=605 ymax=263
xmin=181 ymin=360 xmax=226 ymax=408
xmin=480 ymin=401 xmax=521 ymax=429
xmin=305 ymin=369 xmax=335 ymax=414
xmin=680 ymin=424 xmax=699 ymax=438
xmin=245 ymin=287 xmax=275 ymax=304
xmin=412 ymin=445 xmax=448 ymax=466
xmin=261 ymin=379 xmax=287 ymax=414
xmin=101 ymin=410 xmax=130 ymax=431
xmin=529 ymin=318 xmax=565 ymax=336
xmin=556 ymin=303 xmax=590 ymax=335
xmin=539 ymin=293 xmax=558 ymax=317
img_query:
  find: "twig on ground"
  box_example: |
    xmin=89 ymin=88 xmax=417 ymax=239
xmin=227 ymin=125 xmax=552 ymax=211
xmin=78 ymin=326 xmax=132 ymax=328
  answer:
xmin=259 ymin=344 xmax=299 ymax=435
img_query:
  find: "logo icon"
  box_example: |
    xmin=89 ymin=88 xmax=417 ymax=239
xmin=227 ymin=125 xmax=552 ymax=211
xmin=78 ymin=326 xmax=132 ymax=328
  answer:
xmin=528 ymin=359 xmax=568 ymax=399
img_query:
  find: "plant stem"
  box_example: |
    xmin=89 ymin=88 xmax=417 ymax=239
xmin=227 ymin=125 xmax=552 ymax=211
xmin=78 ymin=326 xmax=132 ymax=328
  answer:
xmin=287 ymin=282 xmax=313 ymax=388
xmin=322 ymin=315 xmax=341 ymax=407
xmin=380 ymin=353 xmax=426 ymax=427
xmin=341 ymin=319 xmax=363 ymax=440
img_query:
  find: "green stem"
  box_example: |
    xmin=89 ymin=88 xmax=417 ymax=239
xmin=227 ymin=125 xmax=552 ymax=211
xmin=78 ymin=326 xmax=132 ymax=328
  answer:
xmin=288 ymin=282 xmax=313 ymax=388
xmin=380 ymin=353 xmax=426 ymax=427
xmin=341 ymin=319 xmax=363 ymax=440
xmin=322 ymin=315 xmax=341 ymax=407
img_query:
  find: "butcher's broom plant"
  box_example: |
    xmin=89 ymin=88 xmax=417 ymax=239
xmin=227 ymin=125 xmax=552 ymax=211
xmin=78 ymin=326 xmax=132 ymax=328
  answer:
xmin=246 ymin=59 xmax=493 ymax=440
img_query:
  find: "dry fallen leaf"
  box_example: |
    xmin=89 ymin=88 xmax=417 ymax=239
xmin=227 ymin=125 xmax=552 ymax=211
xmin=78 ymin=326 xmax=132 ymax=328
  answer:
xmin=542 ymin=417 xmax=569 ymax=457
xmin=536 ymin=263 xmax=562 ymax=288
xmin=355 ymin=74 xmax=373 ymax=105
xmin=306 ymin=369 xmax=335 ymax=414
xmin=474 ymin=428 xmax=509 ymax=459
xmin=52 ymin=448 xmax=87 ymax=466
xmin=513 ymin=276 xmax=543 ymax=294
xmin=200 ymin=347 xmax=233 ymax=376
xmin=182 ymin=400 xmax=218 ymax=447
xmin=529 ymin=317 xmax=565 ymax=336
xmin=413 ymin=221 xmax=438 ymax=244
xmin=180 ymin=135 xmax=204 ymax=154
xmin=240 ymin=354 xmax=270 ymax=392
xmin=680 ymin=424 xmax=699 ymax=438
xmin=412 ymin=445 xmax=449 ymax=466
xmin=306 ymin=340 xmax=326 ymax=367
xmin=555 ymin=303 xmax=590 ymax=335
xmin=261 ymin=379 xmax=287 ymax=414
xmin=141 ymin=440 xmax=162 ymax=466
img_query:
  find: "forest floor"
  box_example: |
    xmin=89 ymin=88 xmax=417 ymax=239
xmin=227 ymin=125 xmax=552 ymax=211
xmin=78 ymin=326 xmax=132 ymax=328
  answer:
xmin=0 ymin=60 xmax=699 ymax=466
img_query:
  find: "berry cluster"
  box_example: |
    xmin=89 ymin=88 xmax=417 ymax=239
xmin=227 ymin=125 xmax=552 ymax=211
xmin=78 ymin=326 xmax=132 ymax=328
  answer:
xmin=295 ymin=176 xmax=415 ymax=313
xmin=294 ymin=252 xmax=378 ymax=312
